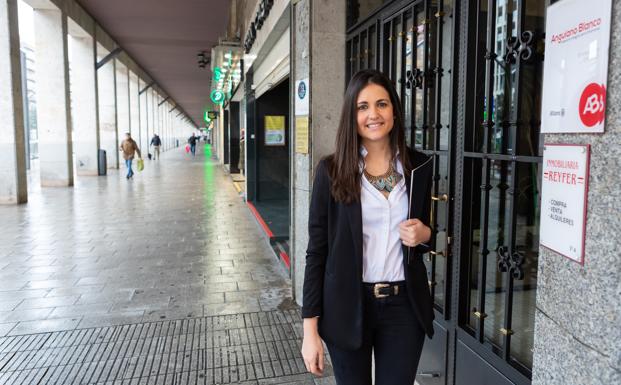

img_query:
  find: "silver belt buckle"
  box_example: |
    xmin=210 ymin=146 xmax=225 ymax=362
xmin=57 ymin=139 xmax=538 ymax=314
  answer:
xmin=373 ymin=283 xmax=390 ymax=298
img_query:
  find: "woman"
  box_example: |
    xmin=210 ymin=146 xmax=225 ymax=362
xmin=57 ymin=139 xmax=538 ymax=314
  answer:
xmin=301 ymin=69 xmax=434 ymax=385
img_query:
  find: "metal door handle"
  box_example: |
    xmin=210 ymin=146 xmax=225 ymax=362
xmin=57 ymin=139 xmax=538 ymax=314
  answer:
xmin=426 ymin=249 xmax=445 ymax=262
xmin=431 ymin=193 xmax=448 ymax=201
xmin=417 ymin=371 xmax=441 ymax=378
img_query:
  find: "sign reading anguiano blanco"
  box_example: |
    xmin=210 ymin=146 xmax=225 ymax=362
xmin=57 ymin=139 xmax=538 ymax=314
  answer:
xmin=541 ymin=0 xmax=612 ymax=133
xmin=540 ymin=144 xmax=590 ymax=264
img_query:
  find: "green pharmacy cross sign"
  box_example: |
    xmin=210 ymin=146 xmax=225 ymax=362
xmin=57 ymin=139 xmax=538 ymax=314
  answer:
xmin=213 ymin=67 xmax=222 ymax=81
xmin=210 ymin=90 xmax=225 ymax=105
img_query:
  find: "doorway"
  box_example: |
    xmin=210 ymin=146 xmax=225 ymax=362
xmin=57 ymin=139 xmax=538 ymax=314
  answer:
xmin=346 ymin=0 xmax=546 ymax=383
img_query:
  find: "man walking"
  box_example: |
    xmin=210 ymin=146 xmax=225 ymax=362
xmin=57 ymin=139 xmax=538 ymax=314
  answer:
xmin=150 ymin=133 xmax=162 ymax=160
xmin=120 ymin=132 xmax=141 ymax=179
xmin=188 ymin=133 xmax=198 ymax=156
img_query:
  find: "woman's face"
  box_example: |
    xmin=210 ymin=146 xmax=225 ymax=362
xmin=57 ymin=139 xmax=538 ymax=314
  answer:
xmin=356 ymin=82 xmax=394 ymax=145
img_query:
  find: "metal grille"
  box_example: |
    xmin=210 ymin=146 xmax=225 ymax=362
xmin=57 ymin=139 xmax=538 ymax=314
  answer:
xmin=461 ymin=0 xmax=546 ymax=377
xmin=0 ymin=310 xmax=306 ymax=385
xmin=347 ymin=0 xmax=456 ymax=318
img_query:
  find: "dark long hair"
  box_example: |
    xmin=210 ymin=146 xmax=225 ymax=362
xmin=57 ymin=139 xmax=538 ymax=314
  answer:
xmin=326 ymin=69 xmax=412 ymax=203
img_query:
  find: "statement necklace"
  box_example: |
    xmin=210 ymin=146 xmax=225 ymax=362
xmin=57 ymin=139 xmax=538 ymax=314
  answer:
xmin=363 ymin=162 xmax=402 ymax=193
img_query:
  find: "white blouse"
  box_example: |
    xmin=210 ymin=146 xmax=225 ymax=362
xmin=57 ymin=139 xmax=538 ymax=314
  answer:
xmin=360 ymin=149 xmax=408 ymax=283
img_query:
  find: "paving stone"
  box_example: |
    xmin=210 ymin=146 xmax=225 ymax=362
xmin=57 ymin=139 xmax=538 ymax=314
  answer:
xmin=0 ymin=299 xmax=23 ymax=312
xmin=48 ymin=303 xmax=114 ymax=319
xmin=0 ymin=147 xmax=316 ymax=383
xmin=0 ymin=308 xmax=54 ymax=323
xmin=76 ymin=289 xmax=136 ymax=305
xmin=16 ymin=295 xmax=80 ymax=310
xmin=0 ymin=323 xmax=16 ymax=337
xmin=8 ymin=317 xmax=81 ymax=335
xmin=77 ymin=311 xmax=146 ymax=329
xmin=46 ymin=285 xmax=106 ymax=298
xmin=205 ymin=299 xmax=262 ymax=317
xmin=24 ymin=279 xmax=78 ymax=290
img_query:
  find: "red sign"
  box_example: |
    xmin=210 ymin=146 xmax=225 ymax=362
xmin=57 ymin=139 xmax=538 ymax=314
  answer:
xmin=578 ymin=83 xmax=606 ymax=127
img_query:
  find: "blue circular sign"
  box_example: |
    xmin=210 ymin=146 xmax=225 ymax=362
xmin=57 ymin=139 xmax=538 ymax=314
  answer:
xmin=297 ymin=81 xmax=307 ymax=100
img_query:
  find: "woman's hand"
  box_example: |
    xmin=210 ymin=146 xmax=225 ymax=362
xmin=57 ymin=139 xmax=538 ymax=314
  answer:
xmin=301 ymin=318 xmax=324 ymax=376
xmin=399 ymin=218 xmax=431 ymax=247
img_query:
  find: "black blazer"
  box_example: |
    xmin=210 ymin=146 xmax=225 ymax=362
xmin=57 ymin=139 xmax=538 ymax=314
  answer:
xmin=302 ymin=148 xmax=434 ymax=350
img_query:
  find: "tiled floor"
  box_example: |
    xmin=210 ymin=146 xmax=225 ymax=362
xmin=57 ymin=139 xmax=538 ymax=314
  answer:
xmin=0 ymin=310 xmax=334 ymax=384
xmin=0 ymin=144 xmax=335 ymax=384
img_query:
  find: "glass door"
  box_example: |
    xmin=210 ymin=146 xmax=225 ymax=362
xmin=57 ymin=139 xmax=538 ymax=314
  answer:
xmin=455 ymin=0 xmax=546 ymax=383
xmin=346 ymin=0 xmax=547 ymax=383
xmin=379 ymin=2 xmax=455 ymax=383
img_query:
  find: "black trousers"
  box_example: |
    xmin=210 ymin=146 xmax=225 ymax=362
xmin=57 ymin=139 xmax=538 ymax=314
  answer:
xmin=326 ymin=284 xmax=426 ymax=385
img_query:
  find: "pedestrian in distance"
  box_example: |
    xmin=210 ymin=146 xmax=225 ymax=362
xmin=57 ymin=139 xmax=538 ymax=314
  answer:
xmin=150 ymin=133 xmax=162 ymax=160
xmin=120 ymin=132 xmax=142 ymax=179
xmin=188 ymin=133 xmax=198 ymax=156
xmin=301 ymin=69 xmax=434 ymax=385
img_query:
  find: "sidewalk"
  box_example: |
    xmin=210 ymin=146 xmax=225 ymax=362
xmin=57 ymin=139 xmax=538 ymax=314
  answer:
xmin=0 ymin=143 xmax=335 ymax=384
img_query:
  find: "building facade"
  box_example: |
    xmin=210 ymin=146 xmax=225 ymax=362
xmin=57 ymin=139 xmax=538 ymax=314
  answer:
xmin=212 ymin=1 xmax=621 ymax=384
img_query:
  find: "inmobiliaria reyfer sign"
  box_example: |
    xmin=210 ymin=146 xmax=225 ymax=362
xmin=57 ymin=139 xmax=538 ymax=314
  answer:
xmin=540 ymin=144 xmax=590 ymax=264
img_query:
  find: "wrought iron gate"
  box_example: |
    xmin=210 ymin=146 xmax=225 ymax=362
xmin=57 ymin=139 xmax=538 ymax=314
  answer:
xmin=346 ymin=0 xmax=548 ymax=383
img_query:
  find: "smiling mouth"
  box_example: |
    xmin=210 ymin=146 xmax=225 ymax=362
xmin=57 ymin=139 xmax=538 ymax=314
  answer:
xmin=366 ymin=122 xmax=384 ymax=129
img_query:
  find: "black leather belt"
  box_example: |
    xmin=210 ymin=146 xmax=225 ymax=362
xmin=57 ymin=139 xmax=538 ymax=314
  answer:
xmin=363 ymin=281 xmax=406 ymax=298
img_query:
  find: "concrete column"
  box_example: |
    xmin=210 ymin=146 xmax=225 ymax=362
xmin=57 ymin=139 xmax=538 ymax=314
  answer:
xmin=144 ymin=88 xmax=150 ymax=152
xmin=0 ymin=0 xmax=27 ymax=203
xmin=68 ymin=22 xmax=99 ymax=176
xmin=173 ymin=111 xmax=177 ymax=148
xmin=532 ymin=2 xmax=621 ymax=384
xmin=138 ymin=80 xmax=147 ymax=153
xmin=150 ymin=89 xmax=156 ymax=148
xmin=170 ymin=105 xmax=175 ymax=149
xmin=161 ymin=101 xmax=166 ymax=151
xmin=166 ymin=104 xmax=169 ymax=150
xmin=145 ymin=87 xmax=152 ymax=152
xmin=156 ymin=95 xmax=163 ymax=150
xmin=162 ymin=102 xmax=167 ymax=150
xmin=292 ymin=0 xmax=346 ymax=304
xmin=167 ymin=104 xmax=173 ymax=149
xmin=158 ymin=95 xmax=163 ymax=146
xmin=33 ymin=6 xmax=73 ymax=186
xmin=217 ymin=109 xmax=224 ymax=162
xmin=152 ymin=92 xmax=158 ymax=148
xmin=97 ymin=45 xmax=118 ymax=169
xmin=115 ymin=61 xmax=129 ymax=146
xmin=170 ymin=108 xmax=173 ymax=149
xmin=129 ymin=71 xmax=139 ymax=136
xmin=172 ymin=115 xmax=177 ymax=149
xmin=161 ymin=97 xmax=166 ymax=151
xmin=152 ymin=92 xmax=157 ymax=149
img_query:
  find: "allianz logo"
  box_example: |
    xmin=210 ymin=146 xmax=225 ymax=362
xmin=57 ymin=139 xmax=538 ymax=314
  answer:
xmin=549 ymin=108 xmax=565 ymax=117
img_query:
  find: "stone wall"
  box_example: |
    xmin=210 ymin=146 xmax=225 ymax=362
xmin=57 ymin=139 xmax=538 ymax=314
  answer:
xmin=292 ymin=0 xmax=345 ymax=305
xmin=532 ymin=1 xmax=621 ymax=384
